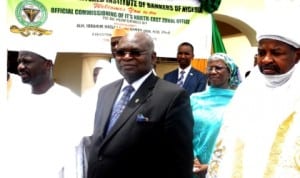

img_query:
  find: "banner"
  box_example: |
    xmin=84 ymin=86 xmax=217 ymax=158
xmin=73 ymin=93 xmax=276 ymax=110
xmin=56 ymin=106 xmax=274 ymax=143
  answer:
xmin=7 ymin=0 xmax=212 ymax=58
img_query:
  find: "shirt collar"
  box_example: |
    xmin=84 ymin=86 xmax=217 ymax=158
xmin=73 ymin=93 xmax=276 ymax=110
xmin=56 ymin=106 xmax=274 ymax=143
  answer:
xmin=121 ymin=70 xmax=153 ymax=91
xmin=178 ymin=65 xmax=192 ymax=74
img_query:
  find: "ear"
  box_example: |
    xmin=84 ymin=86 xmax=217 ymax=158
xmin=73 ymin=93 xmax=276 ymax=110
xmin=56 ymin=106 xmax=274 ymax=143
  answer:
xmin=151 ymin=51 xmax=157 ymax=65
xmin=295 ymin=48 xmax=300 ymax=64
xmin=45 ymin=60 xmax=53 ymax=69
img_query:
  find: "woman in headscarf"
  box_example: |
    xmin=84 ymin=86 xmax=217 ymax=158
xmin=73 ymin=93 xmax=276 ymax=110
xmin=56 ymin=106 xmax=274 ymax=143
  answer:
xmin=190 ymin=52 xmax=241 ymax=178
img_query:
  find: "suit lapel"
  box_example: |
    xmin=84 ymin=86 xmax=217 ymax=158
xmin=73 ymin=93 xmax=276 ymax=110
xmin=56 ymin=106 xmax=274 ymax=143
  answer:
xmin=172 ymin=69 xmax=180 ymax=83
xmin=95 ymin=80 xmax=123 ymax=139
xmin=103 ymin=74 xmax=158 ymax=140
xmin=183 ymin=68 xmax=194 ymax=88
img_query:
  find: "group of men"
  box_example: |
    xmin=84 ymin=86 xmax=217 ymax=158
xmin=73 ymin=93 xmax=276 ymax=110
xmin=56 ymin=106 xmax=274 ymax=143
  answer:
xmin=79 ymin=18 xmax=300 ymax=178
xmin=5 ymin=11 xmax=300 ymax=177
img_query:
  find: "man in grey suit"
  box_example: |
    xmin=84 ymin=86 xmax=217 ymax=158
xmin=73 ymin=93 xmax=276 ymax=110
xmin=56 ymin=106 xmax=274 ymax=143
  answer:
xmin=163 ymin=42 xmax=207 ymax=95
xmin=86 ymin=32 xmax=194 ymax=178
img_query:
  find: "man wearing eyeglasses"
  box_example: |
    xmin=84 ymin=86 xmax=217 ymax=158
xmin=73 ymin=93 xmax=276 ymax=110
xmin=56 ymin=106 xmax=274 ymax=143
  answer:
xmin=163 ymin=42 xmax=207 ymax=95
xmin=86 ymin=31 xmax=194 ymax=178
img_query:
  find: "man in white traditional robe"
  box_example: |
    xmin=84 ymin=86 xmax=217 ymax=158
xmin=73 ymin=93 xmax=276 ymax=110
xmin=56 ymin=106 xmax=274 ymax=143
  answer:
xmin=207 ymin=12 xmax=300 ymax=178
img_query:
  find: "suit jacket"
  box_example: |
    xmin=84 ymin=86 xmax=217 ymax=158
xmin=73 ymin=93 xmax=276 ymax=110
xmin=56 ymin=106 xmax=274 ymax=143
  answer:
xmin=86 ymin=74 xmax=194 ymax=178
xmin=163 ymin=67 xmax=207 ymax=95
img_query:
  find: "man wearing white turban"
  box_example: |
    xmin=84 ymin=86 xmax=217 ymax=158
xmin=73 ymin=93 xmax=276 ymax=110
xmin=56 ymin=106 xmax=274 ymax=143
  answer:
xmin=206 ymin=12 xmax=300 ymax=178
xmin=4 ymin=48 xmax=82 ymax=178
xmin=81 ymin=59 xmax=115 ymax=137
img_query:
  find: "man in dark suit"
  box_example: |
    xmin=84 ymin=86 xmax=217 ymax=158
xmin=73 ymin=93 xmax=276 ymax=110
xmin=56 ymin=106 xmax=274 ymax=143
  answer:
xmin=86 ymin=32 xmax=194 ymax=178
xmin=163 ymin=42 xmax=207 ymax=95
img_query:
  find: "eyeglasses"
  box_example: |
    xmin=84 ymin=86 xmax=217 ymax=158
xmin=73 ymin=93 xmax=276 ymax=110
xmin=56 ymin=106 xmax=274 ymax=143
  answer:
xmin=115 ymin=49 xmax=149 ymax=58
xmin=206 ymin=66 xmax=227 ymax=72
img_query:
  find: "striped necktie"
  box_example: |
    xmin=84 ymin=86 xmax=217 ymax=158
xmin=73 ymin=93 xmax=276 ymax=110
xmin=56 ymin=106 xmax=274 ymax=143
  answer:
xmin=107 ymin=85 xmax=135 ymax=133
xmin=177 ymin=70 xmax=185 ymax=87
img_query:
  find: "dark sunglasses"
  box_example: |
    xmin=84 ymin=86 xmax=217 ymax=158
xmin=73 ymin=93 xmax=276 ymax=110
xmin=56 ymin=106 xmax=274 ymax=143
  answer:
xmin=115 ymin=49 xmax=149 ymax=58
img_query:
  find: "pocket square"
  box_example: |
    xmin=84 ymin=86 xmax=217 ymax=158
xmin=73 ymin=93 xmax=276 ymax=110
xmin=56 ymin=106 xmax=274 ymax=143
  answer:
xmin=136 ymin=114 xmax=149 ymax=122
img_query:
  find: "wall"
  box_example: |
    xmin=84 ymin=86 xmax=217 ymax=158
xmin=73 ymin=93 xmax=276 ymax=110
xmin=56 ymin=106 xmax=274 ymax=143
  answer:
xmin=156 ymin=61 xmax=178 ymax=78
xmin=215 ymin=0 xmax=300 ymax=77
xmin=53 ymin=53 xmax=108 ymax=96
xmin=223 ymin=34 xmax=256 ymax=78
xmin=54 ymin=53 xmax=83 ymax=96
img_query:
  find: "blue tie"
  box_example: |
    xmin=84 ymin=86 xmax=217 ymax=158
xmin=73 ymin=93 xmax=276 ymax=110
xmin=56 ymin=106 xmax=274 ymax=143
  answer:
xmin=107 ymin=85 xmax=135 ymax=133
xmin=177 ymin=70 xmax=185 ymax=87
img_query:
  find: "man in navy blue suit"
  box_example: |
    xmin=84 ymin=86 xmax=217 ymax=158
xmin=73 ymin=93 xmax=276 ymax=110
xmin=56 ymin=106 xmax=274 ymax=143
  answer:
xmin=163 ymin=42 xmax=207 ymax=95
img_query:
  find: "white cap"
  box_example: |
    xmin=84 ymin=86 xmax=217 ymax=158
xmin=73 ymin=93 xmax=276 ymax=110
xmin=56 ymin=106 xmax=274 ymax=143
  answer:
xmin=94 ymin=59 xmax=110 ymax=69
xmin=8 ymin=35 xmax=57 ymax=62
xmin=257 ymin=35 xmax=300 ymax=49
xmin=256 ymin=11 xmax=300 ymax=49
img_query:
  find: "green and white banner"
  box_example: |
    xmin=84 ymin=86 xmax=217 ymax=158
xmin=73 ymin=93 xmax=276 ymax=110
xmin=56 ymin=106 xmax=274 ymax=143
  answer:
xmin=7 ymin=0 xmax=212 ymax=58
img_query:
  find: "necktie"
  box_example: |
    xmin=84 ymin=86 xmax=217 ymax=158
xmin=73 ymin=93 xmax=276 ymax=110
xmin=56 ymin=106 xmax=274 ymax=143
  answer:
xmin=177 ymin=70 xmax=185 ymax=87
xmin=107 ymin=85 xmax=135 ymax=133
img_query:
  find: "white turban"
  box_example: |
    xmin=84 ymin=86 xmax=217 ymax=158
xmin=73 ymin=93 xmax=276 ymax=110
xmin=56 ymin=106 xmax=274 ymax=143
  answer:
xmin=94 ymin=59 xmax=110 ymax=69
xmin=256 ymin=11 xmax=300 ymax=48
xmin=8 ymin=35 xmax=57 ymax=62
